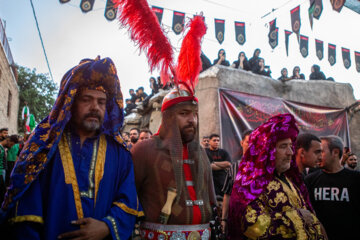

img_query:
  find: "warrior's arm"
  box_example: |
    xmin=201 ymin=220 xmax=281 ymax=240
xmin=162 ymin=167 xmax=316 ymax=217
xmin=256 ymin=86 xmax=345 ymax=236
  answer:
xmin=102 ymin=151 xmax=143 ymax=240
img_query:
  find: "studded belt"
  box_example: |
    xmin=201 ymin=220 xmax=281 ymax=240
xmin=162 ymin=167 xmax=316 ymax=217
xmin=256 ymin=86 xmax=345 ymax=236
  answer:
xmin=140 ymin=222 xmax=211 ymax=240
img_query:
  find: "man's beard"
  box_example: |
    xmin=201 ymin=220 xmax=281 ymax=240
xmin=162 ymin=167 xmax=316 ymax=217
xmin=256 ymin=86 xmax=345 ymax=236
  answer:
xmin=130 ymin=137 xmax=138 ymax=144
xmin=348 ymin=163 xmax=357 ymax=169
xmin=180 ymin=124 xmax=197 ymax=144
xmin=81 ymin=112 xmax=103 ymax=132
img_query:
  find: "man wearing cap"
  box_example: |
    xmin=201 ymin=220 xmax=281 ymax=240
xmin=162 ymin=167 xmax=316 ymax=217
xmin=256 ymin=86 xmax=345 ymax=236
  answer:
xmin=228 ymin=114 xmax=327 ymax=239
xmin=1 ymin=57 xmax=142 ymax=240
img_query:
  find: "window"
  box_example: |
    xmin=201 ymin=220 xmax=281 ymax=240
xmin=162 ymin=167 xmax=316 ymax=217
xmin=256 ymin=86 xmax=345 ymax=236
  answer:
xmin=7 ymin=90 xmax=12 ymax=117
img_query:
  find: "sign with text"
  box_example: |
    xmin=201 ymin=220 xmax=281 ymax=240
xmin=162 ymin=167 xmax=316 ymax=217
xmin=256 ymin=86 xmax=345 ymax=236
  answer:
xmin=219 ymin=89 xmax=350 ymax=161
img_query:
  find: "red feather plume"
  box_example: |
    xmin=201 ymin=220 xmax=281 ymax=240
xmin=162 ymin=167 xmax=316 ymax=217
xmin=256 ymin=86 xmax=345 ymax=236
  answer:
xmin=175 ymin=15 xmax=207 ymax=94
xmin=114 ymin=0 xmax=174 ymax=76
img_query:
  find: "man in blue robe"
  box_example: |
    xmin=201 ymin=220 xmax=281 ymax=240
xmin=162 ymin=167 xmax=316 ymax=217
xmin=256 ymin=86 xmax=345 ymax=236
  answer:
xmin=1 ymin=57 xmax=143 ymax=239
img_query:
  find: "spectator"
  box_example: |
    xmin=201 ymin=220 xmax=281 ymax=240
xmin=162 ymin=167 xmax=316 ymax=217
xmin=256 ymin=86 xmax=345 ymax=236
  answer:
xmin=200 ymin=51 xmax=212 ymax=72
xmin=277 ymin=68 xmax=291 ymax=82
xmin=0 ymin=135 xmax=19 ymax=203
xmin=122 ymin=132 xmax=130 ymax=145
xmin=129 ymin=127 xmax=140 ymax=146
xmin=0 ymin=128 xmax=9 ymax=141
xmin=326 ymin=77 xmax=335 ymax=82
xmin=138 ymin=129 xmax=152 ymax=142
xmin=345 ymin=152 xmax=357 ymax=170
xmin=143 ymin=77 xmax=159 ymax=106
xmin=291 ymin=66 xmax=305 ymax=80
xmin=149 ymin=77 xmax=159 ymax=95
xmin=252 ymin=58 xmax=271 ymax=77
xmin=129 ymin=89 xmax=137 ymax=103
xmin=231 ymin=51 xmax=250 ymax=71
xmin=206 ymin=134 xmax=232 ymax=198
xmin=295 ymin=133 xmax=322 ymax=177
xmin=213 ymin=49 xmax=230 ymax=67
xmin=201 ymin=136 xmax=210 ymax=149
xmin=5 ymin=135 xmax=19 ymax=186
xmin=221 ymin=129 xmax=252 ymax=235
xmin=162 ymin=80 xmax=173 ymax=91
xmin=124 ymin=99 xmax=136 ymax=116
xmin=248 ymin=48 xmax=261 ymax=70
xmin=305 ymin=135 xmax=360 ymax=240
xmin=309 ymin=64 xmax=326 ymax=80
xmin=156 ymin=76 xmax=163 ymax=90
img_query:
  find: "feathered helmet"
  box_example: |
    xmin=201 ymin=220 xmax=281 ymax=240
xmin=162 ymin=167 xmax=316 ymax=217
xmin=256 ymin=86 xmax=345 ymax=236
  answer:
xmin=114 ymin=0 xmax=207 ymax=112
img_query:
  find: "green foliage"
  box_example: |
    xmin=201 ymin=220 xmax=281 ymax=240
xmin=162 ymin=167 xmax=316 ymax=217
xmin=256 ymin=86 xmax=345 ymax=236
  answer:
xmin=17 ymin=66 xmax=58 ymax=134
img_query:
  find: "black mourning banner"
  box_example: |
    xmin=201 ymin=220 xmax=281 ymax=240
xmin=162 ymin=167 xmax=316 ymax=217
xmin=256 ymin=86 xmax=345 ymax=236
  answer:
xmin=104 ymin=0 xmax=117 ymax=21
xmin=215 ymin=19 xmax=225 ymax=44
xmin=268 ymin=19 xmax=277 ymax=47
xmin=342 ymin=48 xmax=351 ymax=69
xmin=309 ymin=0 xmax=315 ymax=29
xmin=172 ymin=11 xmax=185 ymax=35
xmin=80 ymin=0 xmax=95 ymax=13
xmin=315 ymin=39 xmax=324 ymax=60
xmin=269 ymin=28 xmax=279 ymax=49
xmin=285 ymin=30 xmax=292 ymax=56
xmin=152 ymin=6 xmax=164 ymax=24
xmin=291 ymin=6 xmax=301 ymax=37
xmin=235 ymin=21 xmax=246 ymax=45
xmin=300 ymin=35 xmax=309 ymax=58
xmin=313 ymin=0 xmax=323 ymax=19
xmin=328 ymin=43 xmax=336 ymax=66
xmin=331 ymin=0 xmax=346 ymax=12
xmin=59 ymin=0 xmax=71 ymax=3
xmin=355 ymin=52 xmax=360 ymax=73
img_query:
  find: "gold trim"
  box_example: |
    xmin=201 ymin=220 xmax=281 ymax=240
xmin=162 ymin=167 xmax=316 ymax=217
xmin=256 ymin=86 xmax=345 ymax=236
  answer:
xmin=285 ymin=210 xmax=307 ymax=239
xmin=278 ymin=177 xmax=302 ymax=209
xmin=9 ymin=215 xmax=44 ymax=224
xmin=105 ymin=216 xmax=121 ymax=240
xmin=94 ymin=135 xmax=107 ymax=205
xmin=113 ymin=202 xmax=145 ymax=217
xmin=59 ymin=134 xmax=84 ymax=219
xmin=244 ymin=212 xmax=271 ymax=239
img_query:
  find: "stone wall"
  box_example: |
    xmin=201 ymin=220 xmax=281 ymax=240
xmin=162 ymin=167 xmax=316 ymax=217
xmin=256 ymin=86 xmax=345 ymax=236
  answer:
xmin=196 ymin=65 xmax=360 ymax=158
xmin=0 ymin=42 xmax=19 ymax=134
xmin=123 ymin=65 xmax=360 ymax=161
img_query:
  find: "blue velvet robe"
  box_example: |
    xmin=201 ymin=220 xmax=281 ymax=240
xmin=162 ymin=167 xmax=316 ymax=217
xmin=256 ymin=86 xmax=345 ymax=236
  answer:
xmin=8 ymin=131 xmax=142 ymax=239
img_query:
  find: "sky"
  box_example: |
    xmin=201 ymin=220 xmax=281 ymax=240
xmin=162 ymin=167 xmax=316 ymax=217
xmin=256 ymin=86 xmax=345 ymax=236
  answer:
xmin=0 ymin=0 xmax=359 ymax=102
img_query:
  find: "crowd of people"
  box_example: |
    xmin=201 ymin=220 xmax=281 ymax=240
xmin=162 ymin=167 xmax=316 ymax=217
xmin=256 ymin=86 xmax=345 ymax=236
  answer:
xmin=125 ymin=47 xmax=335 ymax=117
xmin=206 ymin=48 xmax=333 ymax=82
xmin=125 ymin=77 xmax=174 ymax=116
xmin=0 ymin=54 xmax=359 ymax=240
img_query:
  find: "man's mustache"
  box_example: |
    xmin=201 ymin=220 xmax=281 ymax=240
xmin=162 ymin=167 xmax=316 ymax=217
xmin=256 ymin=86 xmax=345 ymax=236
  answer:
xmin=83 ymin=112 xmax=101 ymax=121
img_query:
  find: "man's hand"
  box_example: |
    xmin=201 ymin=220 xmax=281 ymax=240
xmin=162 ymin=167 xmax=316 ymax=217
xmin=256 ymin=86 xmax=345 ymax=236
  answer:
xmin=211 ymin=161 xmax=231 ymax=170
xmin=298 ymin=209 xmax=314 ymax=226
xmin=58 ymin=218 xmax=110 ymax=240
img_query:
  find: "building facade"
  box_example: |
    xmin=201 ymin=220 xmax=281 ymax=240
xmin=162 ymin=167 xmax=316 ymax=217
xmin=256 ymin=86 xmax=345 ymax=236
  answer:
xmin=0 ymin=19 xmax=19 ymax=134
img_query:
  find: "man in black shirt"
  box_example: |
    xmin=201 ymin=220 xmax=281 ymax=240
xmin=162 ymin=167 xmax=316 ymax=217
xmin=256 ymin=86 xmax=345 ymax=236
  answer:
xmin=305 ymin=135 xmax=360 ymax=240
xmin=205 ymin=134 xmax=231 ymax=199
